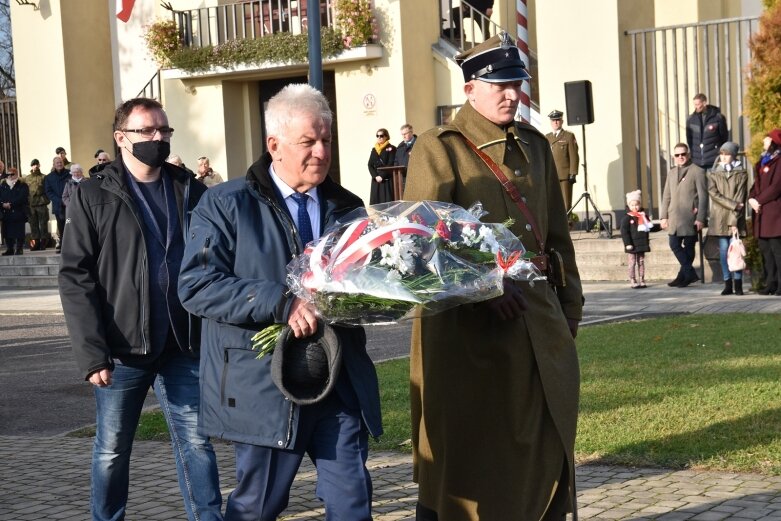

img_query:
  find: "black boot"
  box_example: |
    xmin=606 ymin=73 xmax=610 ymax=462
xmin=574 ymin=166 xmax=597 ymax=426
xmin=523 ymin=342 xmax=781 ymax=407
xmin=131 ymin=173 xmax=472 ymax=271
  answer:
xmin=734 ymin=279 xmax=744 ymax=295
xmin=667 ymin=274 xmax=684 ymax=287
xmin=721 ymin=279 xmax=733 ymax=295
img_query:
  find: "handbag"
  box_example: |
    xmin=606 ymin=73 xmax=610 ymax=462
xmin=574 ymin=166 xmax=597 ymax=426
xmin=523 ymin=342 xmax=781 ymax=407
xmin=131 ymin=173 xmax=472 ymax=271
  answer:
xmin=727 ymin=231 xmax=746 ymax=272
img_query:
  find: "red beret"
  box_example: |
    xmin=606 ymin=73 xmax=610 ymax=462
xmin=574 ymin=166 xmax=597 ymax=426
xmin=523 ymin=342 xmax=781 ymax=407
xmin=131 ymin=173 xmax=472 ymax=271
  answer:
xmin=768 ymin=129 xmax=781 ymax=147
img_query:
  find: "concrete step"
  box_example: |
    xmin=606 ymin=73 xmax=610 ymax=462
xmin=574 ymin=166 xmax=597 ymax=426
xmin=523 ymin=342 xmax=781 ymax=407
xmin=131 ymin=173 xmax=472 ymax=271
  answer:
xmin=0 ymin=250 xmax=60 ymax=289
xmin=570 ymin=231 xmax=716 ymax=282
xmin=0 ymin=275 xmax=59 ymax=289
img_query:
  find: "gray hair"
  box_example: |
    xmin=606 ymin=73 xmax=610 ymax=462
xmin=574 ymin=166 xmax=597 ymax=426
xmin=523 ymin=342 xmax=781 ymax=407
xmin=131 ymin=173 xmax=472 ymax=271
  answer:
xmin=166 ymin=154 xmax=183 ymax=166
xmin=265 ymin=84 xmax=332 ymax=138
xmin=70 ymin=163 xmax=83 ymax=174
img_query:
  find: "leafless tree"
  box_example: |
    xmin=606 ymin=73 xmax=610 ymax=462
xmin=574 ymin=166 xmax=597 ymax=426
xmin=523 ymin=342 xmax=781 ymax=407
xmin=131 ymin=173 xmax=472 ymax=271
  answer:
xmin=0 ymin=0 xmax=15 ymax=98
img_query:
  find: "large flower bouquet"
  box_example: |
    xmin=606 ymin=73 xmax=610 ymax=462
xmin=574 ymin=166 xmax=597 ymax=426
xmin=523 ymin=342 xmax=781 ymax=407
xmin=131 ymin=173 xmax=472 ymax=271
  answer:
xmin=253 ymin=201 xmax=545 ymax=356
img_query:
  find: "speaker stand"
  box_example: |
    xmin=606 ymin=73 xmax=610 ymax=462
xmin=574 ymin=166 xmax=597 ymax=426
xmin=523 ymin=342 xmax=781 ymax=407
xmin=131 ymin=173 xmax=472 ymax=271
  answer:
xmin=567 ymin=125 xmax=612 ymax=238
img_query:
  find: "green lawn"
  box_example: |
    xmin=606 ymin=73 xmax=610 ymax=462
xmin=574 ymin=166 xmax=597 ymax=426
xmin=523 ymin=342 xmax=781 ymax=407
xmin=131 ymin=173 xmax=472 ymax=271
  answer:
xmin=70 ymin=314 xmax=781 ymax=474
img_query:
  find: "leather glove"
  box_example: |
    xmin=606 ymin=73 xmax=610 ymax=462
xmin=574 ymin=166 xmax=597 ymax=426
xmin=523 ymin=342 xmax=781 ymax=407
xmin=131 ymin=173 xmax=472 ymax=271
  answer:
xmin=568 ymin=174 xmax=577 ymax=184
xmin=482 ymin=279 xmax=528 ymax=321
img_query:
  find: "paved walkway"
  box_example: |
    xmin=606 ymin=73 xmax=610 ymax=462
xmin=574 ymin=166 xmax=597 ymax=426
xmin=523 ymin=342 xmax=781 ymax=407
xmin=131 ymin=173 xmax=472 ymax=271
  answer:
xmin=2 ymin=283 xmax=780 ymax=520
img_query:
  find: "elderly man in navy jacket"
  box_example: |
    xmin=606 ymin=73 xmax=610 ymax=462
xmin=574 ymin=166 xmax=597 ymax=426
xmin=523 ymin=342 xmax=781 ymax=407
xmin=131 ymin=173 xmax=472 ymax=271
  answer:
xmin=179 ymin=84 xmax=382 ymax=521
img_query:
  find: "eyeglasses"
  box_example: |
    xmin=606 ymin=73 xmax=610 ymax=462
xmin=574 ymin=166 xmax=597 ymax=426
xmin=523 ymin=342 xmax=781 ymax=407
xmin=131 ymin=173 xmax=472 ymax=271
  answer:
xmin=97 ymin=158 xmax=109 ymax=163
xmin=674 ymin=153 xmax=687 ymax=157
xmin=376 ymin=134 xmax=387 ymax=138
xmin=122 ymin=126 xmax=175 ymax=138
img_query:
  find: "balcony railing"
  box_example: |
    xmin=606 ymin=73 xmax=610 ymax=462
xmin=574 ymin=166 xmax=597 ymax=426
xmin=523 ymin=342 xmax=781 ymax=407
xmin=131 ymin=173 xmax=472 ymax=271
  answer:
xmin=438 ymin=0 xmax=539 ymax=112
xmin=171 ymin=0 xmax=335 ymax=48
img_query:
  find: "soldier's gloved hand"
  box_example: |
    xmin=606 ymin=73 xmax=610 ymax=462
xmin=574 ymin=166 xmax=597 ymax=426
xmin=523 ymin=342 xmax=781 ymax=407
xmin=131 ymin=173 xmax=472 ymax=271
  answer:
xmin=482 ymin=279 xmax=528 ymax=321
xmin=568 ymin=174 xmax=577 ymax=184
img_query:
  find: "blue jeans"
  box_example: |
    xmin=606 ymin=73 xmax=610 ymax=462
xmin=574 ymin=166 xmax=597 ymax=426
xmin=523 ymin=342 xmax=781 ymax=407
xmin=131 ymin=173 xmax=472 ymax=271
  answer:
xmin=91 ymin=352 xmax=223 ymax=521
xmin=668 ymin=234 xmax=698 ymax=278
xmin=718 ymin=236 xmax=743 ymax=281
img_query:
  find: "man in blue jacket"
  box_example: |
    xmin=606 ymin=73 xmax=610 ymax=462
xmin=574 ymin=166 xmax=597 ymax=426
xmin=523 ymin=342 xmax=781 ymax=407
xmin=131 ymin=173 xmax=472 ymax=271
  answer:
xmin=179 ymin=83 xmax=382 ymax=521
xmin=59 ymin=98 xmax=223 ymax=521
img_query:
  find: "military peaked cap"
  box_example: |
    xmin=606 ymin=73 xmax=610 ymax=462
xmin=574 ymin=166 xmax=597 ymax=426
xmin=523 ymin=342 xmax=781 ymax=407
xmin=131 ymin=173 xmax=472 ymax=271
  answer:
xmin=456 ymin=32 xmax=531 ymax=83
xmin=548 ymin=110 xmax=564 ymax=120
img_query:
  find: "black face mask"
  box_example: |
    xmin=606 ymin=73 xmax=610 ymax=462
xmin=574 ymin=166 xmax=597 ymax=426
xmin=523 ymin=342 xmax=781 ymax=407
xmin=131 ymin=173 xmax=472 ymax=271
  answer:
xmin=131 ymin=140 xmax=170 ymax=168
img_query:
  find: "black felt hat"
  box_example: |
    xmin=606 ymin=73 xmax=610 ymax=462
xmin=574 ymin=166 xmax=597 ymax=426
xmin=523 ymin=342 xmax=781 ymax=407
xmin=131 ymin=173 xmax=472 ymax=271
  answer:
xmin=456 ymin=31 xmax=531 ymax=83
xmin=271 ymin=321 xmax=342 ymax=405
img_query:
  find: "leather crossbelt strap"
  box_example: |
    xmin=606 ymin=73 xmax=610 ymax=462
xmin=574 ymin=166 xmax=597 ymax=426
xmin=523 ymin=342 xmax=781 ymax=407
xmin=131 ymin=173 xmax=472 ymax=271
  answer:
xmin=461 ymin=135 xmax=545 ymax=254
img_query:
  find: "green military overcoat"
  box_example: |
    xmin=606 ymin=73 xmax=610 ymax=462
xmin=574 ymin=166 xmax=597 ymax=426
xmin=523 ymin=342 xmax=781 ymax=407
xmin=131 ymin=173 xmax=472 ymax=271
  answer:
xmin=404 ymin=101 xmax=583 ymax=521
xmin=546 ymin=129 xmax=579 ymax=209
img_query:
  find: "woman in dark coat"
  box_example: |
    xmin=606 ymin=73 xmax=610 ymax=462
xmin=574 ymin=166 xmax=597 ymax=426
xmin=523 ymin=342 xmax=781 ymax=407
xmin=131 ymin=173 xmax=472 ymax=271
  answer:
xmin=749 ymin=129 xmax=781 ymax=295
xmin=367 ymin=128 xmax=397 ymax=204
xmin=0 ymin=168 xmax=30 ymax=255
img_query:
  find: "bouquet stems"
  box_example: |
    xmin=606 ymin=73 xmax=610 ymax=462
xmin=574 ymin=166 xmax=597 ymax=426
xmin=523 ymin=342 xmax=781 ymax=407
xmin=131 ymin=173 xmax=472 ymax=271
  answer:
xmin=251 ymin=324 xmax=286 ymax=359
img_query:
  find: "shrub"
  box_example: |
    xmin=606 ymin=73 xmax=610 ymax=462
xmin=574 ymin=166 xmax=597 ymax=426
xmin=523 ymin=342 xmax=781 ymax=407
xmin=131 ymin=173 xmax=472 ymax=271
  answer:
xmin=144 ymin=19 xmax=182 ymax=68
xmin=745 ymin=2 xmax=781 ymax=162
xmin=148 ymin=27 xmax=345 ymax=73
xmin=334 ymin=0 xmax=379 ymax=48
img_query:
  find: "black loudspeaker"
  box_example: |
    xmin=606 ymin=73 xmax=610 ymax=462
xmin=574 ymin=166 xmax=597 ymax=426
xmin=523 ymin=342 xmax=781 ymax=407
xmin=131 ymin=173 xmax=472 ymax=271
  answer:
xmin=564 ymin=80 xmax=595 ymax=126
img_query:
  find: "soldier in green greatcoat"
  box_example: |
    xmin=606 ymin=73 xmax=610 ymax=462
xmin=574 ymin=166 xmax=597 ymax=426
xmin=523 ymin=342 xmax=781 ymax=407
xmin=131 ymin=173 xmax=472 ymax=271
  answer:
xmin=546 ymin=109 xmax=580 ymax=210
xmin=404 ymin=32 xmax=583 ymax=521
xmin=24 ymin=159 xmax=50 ymax=250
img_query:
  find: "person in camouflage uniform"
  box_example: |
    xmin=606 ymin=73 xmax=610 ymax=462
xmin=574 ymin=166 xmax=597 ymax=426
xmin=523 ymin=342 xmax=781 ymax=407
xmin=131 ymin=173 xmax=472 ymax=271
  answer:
xmin=24 ymin=159 xmax=50 ymax=250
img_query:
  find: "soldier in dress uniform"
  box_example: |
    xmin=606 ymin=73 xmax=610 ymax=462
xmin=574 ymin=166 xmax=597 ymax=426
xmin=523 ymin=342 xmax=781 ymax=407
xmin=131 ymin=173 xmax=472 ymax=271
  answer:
xmin=546 ymin=109 xmax=580 ymax=209
xmin=404 ymin=32 xmax=583 ymax=521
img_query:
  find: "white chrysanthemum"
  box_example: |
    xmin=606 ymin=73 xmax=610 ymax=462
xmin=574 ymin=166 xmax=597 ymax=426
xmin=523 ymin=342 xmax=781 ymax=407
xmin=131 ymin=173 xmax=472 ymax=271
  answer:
xmin=478 ymin=225 xmax=501 ymax=253
xmin=461 ymin=225 xmax=479 ymax=246
xmin=378 ymin=234 xmax=418 ymax=275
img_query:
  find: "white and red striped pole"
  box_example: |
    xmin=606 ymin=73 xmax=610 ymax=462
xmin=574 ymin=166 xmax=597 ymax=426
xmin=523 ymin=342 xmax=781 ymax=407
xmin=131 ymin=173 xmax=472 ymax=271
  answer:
xmin=516 ymin=0 xmax=531 ymax=123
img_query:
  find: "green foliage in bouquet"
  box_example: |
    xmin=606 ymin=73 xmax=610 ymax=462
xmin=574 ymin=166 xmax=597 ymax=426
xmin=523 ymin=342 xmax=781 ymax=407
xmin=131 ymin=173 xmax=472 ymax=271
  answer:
xmin=334 ymin=0 xmax=379 ymax=47
xmin=745 ymin=2 xmax=781 ymax=163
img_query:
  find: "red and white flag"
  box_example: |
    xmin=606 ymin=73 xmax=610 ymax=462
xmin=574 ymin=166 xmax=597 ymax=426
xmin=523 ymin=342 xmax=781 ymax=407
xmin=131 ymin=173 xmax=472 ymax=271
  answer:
xmin=117 ymin=0 xmax=136 ymax=23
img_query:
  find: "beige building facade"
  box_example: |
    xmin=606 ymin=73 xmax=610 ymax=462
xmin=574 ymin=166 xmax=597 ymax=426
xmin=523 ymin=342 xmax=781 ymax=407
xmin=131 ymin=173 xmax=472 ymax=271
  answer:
xmin=10 ymin=0 xmax=763 ymax=214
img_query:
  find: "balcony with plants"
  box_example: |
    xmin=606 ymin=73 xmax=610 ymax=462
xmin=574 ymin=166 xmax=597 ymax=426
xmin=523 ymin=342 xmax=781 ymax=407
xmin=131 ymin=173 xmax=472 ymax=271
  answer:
xmin=147 ymin=0 xmax=382 ymax=78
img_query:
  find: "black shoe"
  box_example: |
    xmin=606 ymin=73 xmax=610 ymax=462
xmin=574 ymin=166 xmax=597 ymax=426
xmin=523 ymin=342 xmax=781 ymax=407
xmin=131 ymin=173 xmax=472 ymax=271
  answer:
xmin=720 ymin=280 xmax=733 ymax=295
xmin=55 ymin=247 xmax=62 ymax=254
xmin=667 ymin=275 xmax=684 ymax=287
xmin=734 ymin=280 xmax=744 ymax=295
xmin=1 ymin=249 xmax=13 ymax=256
xmin=678 ymin=272 xmax=699 ymax=288
xmin=15 ymin=248 xmax=23 ymax=255
xmin=758 ymin=285 xmax=777 ymax=295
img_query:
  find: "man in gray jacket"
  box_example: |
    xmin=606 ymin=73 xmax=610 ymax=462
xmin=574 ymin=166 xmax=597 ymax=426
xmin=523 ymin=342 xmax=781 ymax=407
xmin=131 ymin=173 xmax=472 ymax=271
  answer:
xmin=660 ymin=142 xmax=709 ymax=287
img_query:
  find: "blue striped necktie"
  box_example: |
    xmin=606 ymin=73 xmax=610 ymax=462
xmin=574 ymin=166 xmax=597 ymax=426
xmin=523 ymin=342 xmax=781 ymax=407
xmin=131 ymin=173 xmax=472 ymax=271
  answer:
xmin=291 ymin=192 xmax=314 ymax=245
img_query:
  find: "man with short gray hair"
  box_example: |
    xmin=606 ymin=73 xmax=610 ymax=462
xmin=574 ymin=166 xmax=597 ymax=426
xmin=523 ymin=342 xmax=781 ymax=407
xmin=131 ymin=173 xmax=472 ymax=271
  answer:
xmin=179 ymin=83 xmax=381 ymax=520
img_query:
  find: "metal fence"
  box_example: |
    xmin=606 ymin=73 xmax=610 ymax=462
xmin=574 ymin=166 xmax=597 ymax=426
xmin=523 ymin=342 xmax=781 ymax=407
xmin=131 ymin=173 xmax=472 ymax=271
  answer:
xmin=137 ymin=71 xmax=162 ymax=101
xmin=172 ymin=0 xmax=335 ymax=48
xmin=0 ymin=98 xmax=19 ymax=169
xmin=625 ymin=16 xmax=760 ymax=215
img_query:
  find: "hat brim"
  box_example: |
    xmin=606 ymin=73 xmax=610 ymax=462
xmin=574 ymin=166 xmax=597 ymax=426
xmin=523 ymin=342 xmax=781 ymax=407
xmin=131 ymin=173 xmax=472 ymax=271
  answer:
xmin=476 ymin=67 xmax=532 ymax=83
xmin=270 ymin=321 xmax=342 ymax=406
